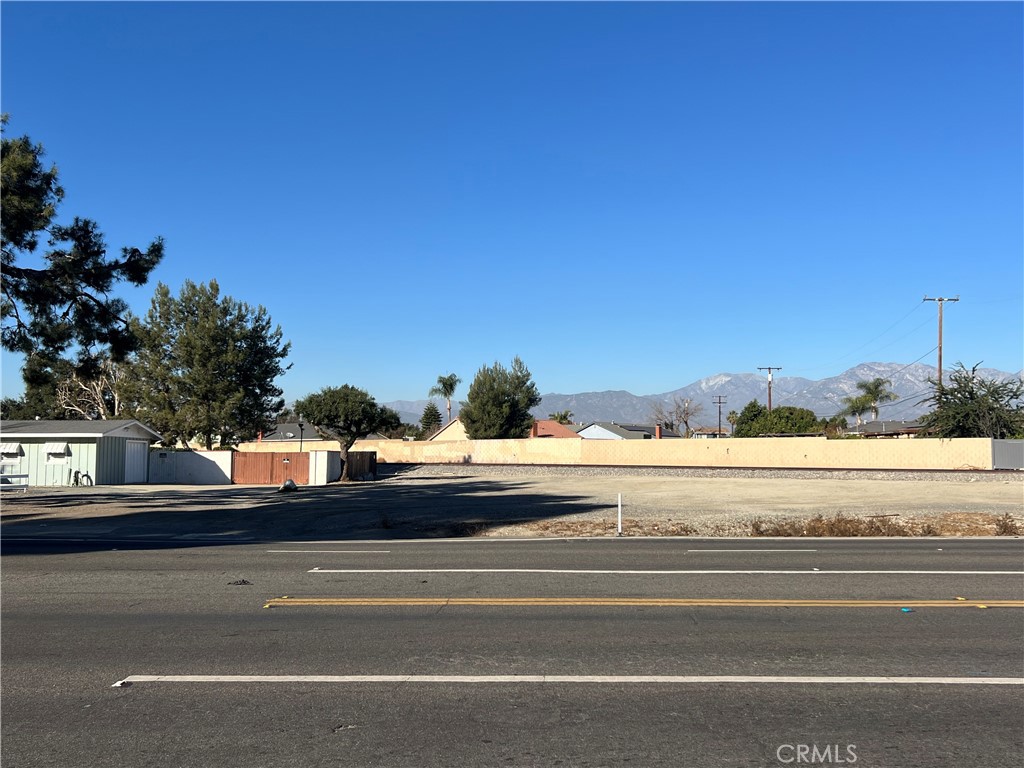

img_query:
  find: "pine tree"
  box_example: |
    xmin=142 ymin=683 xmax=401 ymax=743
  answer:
xmin=459 ymin=357 xmax=541 ymax=439
xmin=419 ymin=401 xmax=443 ymax=437
xmin=128 ymin=280 xmax=290 ymax=448
xmin=2 ymin=116 xmax=163 ymax=371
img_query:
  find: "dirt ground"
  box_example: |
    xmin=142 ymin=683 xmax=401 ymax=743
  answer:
xmin=2 ymin=467 xmax=1021 ymax=539
xmin=406 ymin=469 xmax=1024 ymax=537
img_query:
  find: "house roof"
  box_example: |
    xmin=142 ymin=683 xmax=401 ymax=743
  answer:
xmin=0 ymin=419 xmax=163 ymax=442
xmin=847 ymin=420 xmax=922 ymax=436
xmin=258 ymin=422 xmax=324 ymax=441
xmin=531 ymin=420 xmax=583 ymax=438
xmin=579 ymin=422 xmax=682 ymax=439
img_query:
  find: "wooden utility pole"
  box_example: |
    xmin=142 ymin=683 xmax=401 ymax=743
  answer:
xmin=757 ymin=367 xmax=782 ymax=412
xmin=712 ymin=395 xmax=727 ymax=437
xmin=923 ymin=296 xmax=959 ymax=388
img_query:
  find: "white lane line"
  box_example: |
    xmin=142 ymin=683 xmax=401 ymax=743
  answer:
xmin=113 ymin=674 xmax=1024 ymax=687
xmin=307 ymin=568 xmax=1024 ymax=575
xmin=687 ymin=549 xmax=817 ymax=553
xmin=267 ymin=550 xmax=391 ymax=554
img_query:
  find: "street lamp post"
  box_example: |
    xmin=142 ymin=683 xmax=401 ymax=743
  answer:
xmin=298 ymin=420 xmax=304 ymax=452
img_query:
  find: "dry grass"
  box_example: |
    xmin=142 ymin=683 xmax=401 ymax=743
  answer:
xmin=752 ymin=511 xmax=1023 ymax=537
xmin=994 ymin=512 xmax=1022 ymax=536
xmin=751 ymin=514 xmax=927 ymax=537
xmin=473 ymin=512 xmax=1023 ymax=539
xmin=485 ymin=518 xmax=701 ymax=538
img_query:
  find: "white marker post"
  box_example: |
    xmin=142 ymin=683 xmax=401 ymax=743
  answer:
xmin=617 ymin=493 xmax=623 ymax=536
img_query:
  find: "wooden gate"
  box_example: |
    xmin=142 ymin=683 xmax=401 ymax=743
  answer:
xmin=232 ymin=452 xmax=309 ymax=485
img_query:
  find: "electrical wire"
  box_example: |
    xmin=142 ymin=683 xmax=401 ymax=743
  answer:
xmin=785 ymin=300 xmax=927 ymax=375
xmin=769 ymin=347 xmax=940 ymax=419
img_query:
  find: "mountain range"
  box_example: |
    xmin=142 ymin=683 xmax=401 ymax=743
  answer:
xmin=386 ymin=362 xmax=1022 ymax=428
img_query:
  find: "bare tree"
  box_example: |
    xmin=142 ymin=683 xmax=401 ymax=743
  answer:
xmin=650 ymin=396 xmax=704 ymax=438
xmin=56 ymin=357 xmax=130 ymax=420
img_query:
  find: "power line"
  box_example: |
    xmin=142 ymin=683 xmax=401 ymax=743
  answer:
xmin=770 ymin=346 xmax=940 ymax=420
xmin=785 ymin=300 xmax=927 ymax=375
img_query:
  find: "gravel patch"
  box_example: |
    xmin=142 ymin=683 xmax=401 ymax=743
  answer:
xmin=379 ymin=463 xmax=1021 ymax=484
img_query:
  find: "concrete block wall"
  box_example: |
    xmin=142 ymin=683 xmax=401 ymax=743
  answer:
xmin=350 ymin=436 xmax=997 ymax=471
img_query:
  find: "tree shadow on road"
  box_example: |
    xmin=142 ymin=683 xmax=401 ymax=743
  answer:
xmin=0 ymin=471 xmax=613 ymax=555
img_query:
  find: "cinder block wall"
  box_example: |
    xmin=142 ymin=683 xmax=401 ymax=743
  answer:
xmin=349 ymin=436 xmax=996 ymax=471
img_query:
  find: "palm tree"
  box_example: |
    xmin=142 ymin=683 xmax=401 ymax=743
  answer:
xmin=840 ymin=393 xmax=873 ymax=426
xmin=726 ymin=410 xmax=739 ymax=435
xmin=548 ymin=410 xmax=573 ymax=425
xmin=428 ymin=373 xmax=462 ymax=425
xmin=855 ymin=377 xmax=899 ymax=421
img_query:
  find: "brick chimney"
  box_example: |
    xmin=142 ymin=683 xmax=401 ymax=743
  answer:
xmin=655 ymin=425 xmax=662 ymax=439
xmin=531 ymin=421 xmax=539 ymax=438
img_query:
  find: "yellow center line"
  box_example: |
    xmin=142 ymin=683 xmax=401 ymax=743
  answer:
xmin=263 ymin=597 xmax=1024 ymax=608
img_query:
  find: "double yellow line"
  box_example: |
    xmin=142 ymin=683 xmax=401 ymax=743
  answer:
xmin=264 ymin=597 xmax=1023 ymax=609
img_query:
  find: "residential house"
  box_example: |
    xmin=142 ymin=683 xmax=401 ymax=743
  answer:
xmin=428 ymin=419 xmax=469 ymax=441
xmin=0 ymin=419 xmax=163 ymax=487
xmin=577 ymin=422 xmax=682 ymax=440
xmin=691 ymin=427 xmax=730 ymax=439
xmin=846 ymin=420 xmax=922 ymax=438
xmin=529 ymin=420 xmax=583 ymax=439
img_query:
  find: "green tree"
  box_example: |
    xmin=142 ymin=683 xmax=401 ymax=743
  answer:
xmin=428 ymin=373 xmax=462 ymax=425
xmin=1 ymin=116 xmax=163 ymax=372
xmin=733 ymin=400 xmax=822 ymax=437
xmin=548 ymin=410 xmax=573 ymax=425
xmin=732 ymin=400 xmax=767 ymax=437
xmin=854 ymin=377 xmax=899 ymax=421
xmin=419 ymin=401 xmax=443 ymax=436
xmin=128 ymin=280 xmax=290 ymax=448
xmin=1 ymin=354 xmax=75 ymax=420
xmin=294 ymin=385 xmax=401 ymax=480
xmin=459 ymin=357 xmax=541 ymax=440
xmin=917 ymin=363 xmax=1024 ymax=438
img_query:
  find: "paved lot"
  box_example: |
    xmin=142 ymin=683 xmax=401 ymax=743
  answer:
xmin=1 ymin=465 xmax=1021 ymax=542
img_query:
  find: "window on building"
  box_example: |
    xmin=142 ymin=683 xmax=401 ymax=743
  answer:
xmin=0 ymin=442 xmax=22 ymax=463
xmin=44 ymin=442 xmax=69 ymax=463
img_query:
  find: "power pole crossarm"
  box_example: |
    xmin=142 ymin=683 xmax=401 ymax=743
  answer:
xmin=712 ymin=395 xmax=727 ymax=437
xmin=757 ymin=367 xmax=782 ymax=412
xmin=924 ymin=296 xmax=959 ymax=388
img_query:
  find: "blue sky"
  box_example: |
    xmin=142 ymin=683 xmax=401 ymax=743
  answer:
xmin=2 ymin=1 xmax=1021 ymax=407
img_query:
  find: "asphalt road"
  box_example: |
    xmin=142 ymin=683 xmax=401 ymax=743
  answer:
xmin=2 ymin=537 xmax=1023 ymax=767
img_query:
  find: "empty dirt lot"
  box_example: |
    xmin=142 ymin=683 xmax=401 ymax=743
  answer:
xmin=1 ymin=465 xmax=1021 ymax=540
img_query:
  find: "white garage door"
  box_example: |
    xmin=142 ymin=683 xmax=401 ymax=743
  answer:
xmin=124 ymin=440 xmax=149 ymax=484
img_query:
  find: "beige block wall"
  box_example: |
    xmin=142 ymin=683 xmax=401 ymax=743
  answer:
xmin=237 ymin=440 xmax=342 ymax=453
xmin=350 ymin=436 xmax=996 ymax=471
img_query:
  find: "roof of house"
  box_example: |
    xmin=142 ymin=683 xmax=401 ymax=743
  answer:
xmin=258 ymin=422 xmax=324 ymax=441
xmin=579 ymin=422 xmax=682 ymax=439
xmin=847 ymin=420 xmax=922 ymax=436
xmin=0 ymin=419 xmax=163 ymax=442
xmin=692 ymin=426 xmax=729 ymax=435
xmin=531 ymin=420 xmax=583 ymax=438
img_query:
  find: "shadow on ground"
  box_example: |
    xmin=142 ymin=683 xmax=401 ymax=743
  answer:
xmin=0 ymin=470 xmax=611 ymax=555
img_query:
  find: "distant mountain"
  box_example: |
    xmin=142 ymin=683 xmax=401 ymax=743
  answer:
xmin=385 ymin=362 xmax=1021 ymax=427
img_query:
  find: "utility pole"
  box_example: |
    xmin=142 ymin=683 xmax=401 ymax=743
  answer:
xmin=712 ymin=395 xmax=727 ymax=437
xmin=757 ymin=367 xmax=782 ymax=412
xmin=923 ymin=296 xmax=959 ymax=389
